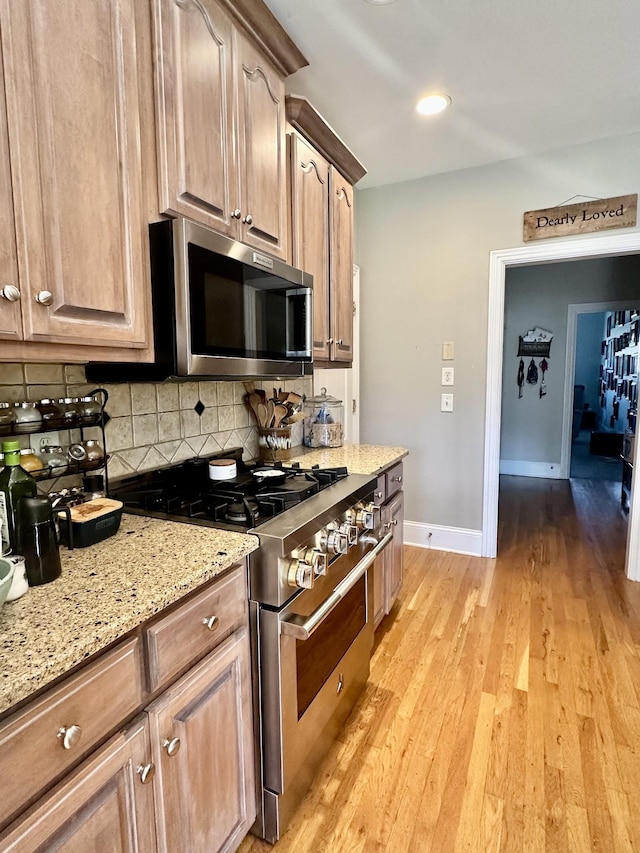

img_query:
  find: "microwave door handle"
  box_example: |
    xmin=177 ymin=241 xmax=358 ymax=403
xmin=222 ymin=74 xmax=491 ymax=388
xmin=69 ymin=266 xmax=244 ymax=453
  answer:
xmin=280 ymin=530 xmax=393 ymax=641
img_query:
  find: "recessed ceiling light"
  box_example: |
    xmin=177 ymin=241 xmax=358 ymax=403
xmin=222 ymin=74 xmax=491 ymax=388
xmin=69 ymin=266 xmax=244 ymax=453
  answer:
xmin=416 ymin=94 xmax=451 ymax=116
xmin=365 ymin=0 xmax=397 ymax=5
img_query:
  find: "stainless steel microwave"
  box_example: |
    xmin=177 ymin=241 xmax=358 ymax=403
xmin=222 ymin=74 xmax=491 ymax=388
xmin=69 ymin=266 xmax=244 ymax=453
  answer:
xmin=87 ymin=218 xmax=313 ymax=382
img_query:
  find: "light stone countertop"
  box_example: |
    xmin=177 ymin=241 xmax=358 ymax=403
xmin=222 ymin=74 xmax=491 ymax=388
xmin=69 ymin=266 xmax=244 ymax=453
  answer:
xmin=289 ymin=443 xmax=408 ymax=476
xmin=0 ymin=514 xmax=258 ymax=715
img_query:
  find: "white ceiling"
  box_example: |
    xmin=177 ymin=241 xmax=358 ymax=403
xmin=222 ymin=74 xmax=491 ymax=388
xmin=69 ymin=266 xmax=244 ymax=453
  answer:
xmin=265 ymin=0 xmax=640 ymax=189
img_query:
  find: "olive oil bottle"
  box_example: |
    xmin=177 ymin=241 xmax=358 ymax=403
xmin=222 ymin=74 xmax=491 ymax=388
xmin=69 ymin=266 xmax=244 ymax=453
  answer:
xmin=0 ymin=439 xmax=37 ymax=554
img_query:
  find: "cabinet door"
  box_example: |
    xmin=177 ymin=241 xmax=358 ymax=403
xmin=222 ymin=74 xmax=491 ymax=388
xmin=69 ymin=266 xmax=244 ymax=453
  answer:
xmin=147 ymin=628 xmax=256 ymax=853
xmin=152 ymin=0 xmax=237 ymax=237
xmin=290 ymin=133 xmax=330 ymax=360
xmin=384 ymin=491 xmax=404 ymax=615
xmin=0 ymin=717 xmax=156 ymax=853
xmin=0 ymin=0 xmax=149 ymax=348
xmin=329 ymin=166 xmax=354 ymax=362
xmin=0 ymin=32 xmax=20 ymax=342
xmin=235 ymin=30 xmax=288 ymax=260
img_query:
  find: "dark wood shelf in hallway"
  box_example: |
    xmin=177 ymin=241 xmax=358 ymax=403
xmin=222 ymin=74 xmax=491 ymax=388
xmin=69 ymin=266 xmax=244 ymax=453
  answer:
xmin=240 ymin=475 xmax=640 ymax=852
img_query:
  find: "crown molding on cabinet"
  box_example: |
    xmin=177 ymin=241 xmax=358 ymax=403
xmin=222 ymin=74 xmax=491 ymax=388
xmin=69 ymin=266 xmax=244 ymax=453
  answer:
xmin=286 ymin=95 xmax=367 ymax=185
xmin=218 ymin=0 xmax=308 ymax=76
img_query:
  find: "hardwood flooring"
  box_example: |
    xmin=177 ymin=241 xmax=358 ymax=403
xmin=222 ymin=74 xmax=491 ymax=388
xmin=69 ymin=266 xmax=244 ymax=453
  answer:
xmin=239 ymin=476 xmax=640 ymax=852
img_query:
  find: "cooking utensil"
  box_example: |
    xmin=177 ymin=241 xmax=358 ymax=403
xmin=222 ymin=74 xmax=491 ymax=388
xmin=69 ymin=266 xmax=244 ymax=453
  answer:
xmin=273 ymin=404 xmax=288 ymax=428
xmin=266 ymin=400 xmax=276 ymax=428
xmin=252 ymin=467 xmax=286 ymax=485
xmin=257 ymin=402 xmax=268 ymax=428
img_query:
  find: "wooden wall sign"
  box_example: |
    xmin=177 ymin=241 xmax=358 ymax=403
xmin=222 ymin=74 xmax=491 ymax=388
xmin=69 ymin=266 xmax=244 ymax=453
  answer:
xmin=523 ymin=194 xmax=637 ymax=242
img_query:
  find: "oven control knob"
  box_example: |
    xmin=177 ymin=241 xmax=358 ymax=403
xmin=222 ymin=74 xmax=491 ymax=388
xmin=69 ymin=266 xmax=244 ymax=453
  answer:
xmin=308 ymin=548 xmax=328 ymax=576
xmin=338 ymin=522 xmax=359 ymax=546
xmin=287 ymin=559 xmax=314 ymax=589
xmin=348 ymin=503 xmax=379 ymax=531
xmin=322 ymin=529 xmax=349 ymax=555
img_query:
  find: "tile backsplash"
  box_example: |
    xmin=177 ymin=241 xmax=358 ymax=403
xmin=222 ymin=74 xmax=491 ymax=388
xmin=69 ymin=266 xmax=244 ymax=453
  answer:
xmin=0 ymin=363 xmax=311 ymax=484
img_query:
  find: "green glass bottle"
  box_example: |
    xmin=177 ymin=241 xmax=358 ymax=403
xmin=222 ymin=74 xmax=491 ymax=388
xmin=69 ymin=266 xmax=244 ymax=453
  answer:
xmin=0 ymin=439 xmax=37 ymax=555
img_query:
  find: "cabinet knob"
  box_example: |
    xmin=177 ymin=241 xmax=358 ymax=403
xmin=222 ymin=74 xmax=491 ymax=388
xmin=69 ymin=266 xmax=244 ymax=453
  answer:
xmin=35 ymin=290 xmax=54 ymax=306
xmin=336 ymin=673 xmax=344 ymax=694
xmin=231 ymin=208 xmax=242 ymax=219
xmin=242 ymin=213 xmax=253 ymax=225
xmin=392 ymin=518 xmax=398 ymax=526
xmin=375 ymin=491 xmax=383 ymax=499
xmin=0 ymin=285 xmax=20 ymax=302
xmin=163 ymin=737 xmax=181 ymax=757
xmin=327 ymin=338 xmax=333 ymax=345
xmin=136 ymin=762 xmax=156 ymax=784
xmin=391 ymin=475 xmax=403 ymax=483
xmin=201 ymin=615 xmax=218 ymax=631
xmin=337 ymin=339 xmax=343 ymax=345
xmin=57 ymin=724 xmax=82 ymax=750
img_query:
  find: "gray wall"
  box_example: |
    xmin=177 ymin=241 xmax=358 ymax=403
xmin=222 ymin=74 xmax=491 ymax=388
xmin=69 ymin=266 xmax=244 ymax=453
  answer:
xmin=500 ymin=258 xmax=640 ymax=469
xmin=575 ymin=312 xmax=605 ymax=416
xmin=356 ymin=132 xmax=640 ymax=532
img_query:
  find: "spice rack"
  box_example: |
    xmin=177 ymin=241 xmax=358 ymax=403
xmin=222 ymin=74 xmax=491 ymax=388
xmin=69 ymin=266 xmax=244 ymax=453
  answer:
xmin=0 ymin=388 xmax=110 ymax=493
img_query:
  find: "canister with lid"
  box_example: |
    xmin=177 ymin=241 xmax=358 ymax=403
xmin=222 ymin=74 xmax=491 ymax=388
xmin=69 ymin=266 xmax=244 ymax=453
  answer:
xmin=56 ymin=398 xmax=79 ymax=426
xmin=19 ymin=448 xmax=44 ymax=473
xmin=40 ymin=444 xmax=69 ymax=475
xmin=76 ymin=395 xmax=101 ymax=423
xmin=303 ymin=388 xmax=344 ymax=448
xmin=83 ymin=439 xmax=104 ymax=466
xmin=12 ymin=402 xmax=42 ymax=433
xmin=36 ymin=398 xmax=63 ymax=427
xmin=0 ymin=403 xmax=16 ymax=434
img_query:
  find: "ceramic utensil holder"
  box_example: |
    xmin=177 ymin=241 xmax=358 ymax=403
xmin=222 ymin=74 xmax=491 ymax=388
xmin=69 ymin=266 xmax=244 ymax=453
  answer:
xmin=257 ymin=426 xmax=292 ymax=461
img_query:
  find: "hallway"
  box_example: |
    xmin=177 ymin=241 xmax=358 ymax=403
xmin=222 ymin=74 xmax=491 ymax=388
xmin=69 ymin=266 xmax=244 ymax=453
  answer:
xmin=240 ymin=475 xmax=640 ymax=852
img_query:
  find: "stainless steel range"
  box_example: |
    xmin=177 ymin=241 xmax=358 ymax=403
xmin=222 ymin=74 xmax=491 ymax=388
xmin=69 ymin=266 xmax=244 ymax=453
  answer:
xmin=110 ymin=448 xmax=390 ymax=843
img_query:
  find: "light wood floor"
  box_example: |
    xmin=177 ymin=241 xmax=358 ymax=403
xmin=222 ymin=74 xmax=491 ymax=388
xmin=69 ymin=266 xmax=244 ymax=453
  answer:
xmin=239 ymin=476 xmax=640 ymax=852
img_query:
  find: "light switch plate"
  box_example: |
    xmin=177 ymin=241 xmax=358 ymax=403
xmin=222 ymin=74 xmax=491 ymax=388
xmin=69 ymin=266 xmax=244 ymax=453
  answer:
xmin=441 ymin=393 xmax=454 ymax=412
xmin=442 ymin=341 xmax=454 ymax=360
xmin=441 ymin=367 xmax=454 ymax=386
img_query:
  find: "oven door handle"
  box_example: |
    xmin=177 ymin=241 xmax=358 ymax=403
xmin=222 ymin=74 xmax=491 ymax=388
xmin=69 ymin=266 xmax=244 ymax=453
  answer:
xmin=280 ymin=531 xmax=393 ymax=641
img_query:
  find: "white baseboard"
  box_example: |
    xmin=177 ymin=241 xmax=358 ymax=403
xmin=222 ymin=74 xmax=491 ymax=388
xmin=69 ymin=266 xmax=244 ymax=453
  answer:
xmin=404 ymin=521 xmax=483 ymax=557
xmin=499 ymin=459 xmax=563 ymax=479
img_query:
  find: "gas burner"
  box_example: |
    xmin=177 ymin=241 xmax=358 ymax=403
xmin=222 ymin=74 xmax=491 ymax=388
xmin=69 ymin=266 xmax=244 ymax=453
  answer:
xmin=226 ymin=501 xmax=248 ymax=524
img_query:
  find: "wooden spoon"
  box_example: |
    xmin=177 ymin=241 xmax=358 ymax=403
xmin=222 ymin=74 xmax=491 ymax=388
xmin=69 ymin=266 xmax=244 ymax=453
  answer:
xmin=257 ymin=402 xmax=268 ymax=428
xmin=272 ymin=404 xmax=288 ymax=427
xmin=266 ymin=400 xmax=276 ymax=428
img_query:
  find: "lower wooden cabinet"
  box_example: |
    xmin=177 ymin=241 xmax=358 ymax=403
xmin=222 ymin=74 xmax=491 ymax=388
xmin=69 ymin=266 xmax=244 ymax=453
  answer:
xmin=0 ymin=716 xmax=157 ymax=852
xmin=372 ymin=463 xmax=405 ymax=628
xmin=146 ymin=627 xmax=255 ymax=853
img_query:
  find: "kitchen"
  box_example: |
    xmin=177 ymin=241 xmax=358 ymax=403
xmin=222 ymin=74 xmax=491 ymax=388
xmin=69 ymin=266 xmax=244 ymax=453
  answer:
xmin=1 ymin=0 xmax=640 ymax=851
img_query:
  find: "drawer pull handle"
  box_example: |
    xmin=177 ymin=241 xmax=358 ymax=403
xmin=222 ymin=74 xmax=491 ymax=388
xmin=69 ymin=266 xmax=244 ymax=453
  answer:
xmin=391 ymin=475 xmax=403 ymax=483
xmin=57 ymin=724 xmax=82 ymax=750
xmin=202 ymin=615 xmax=219 ymax=631
xmin=136 ymin=762 xmax=156 ymax=784
xmin=163 ymin=737 xmax=181 ymax=757
xmin=337 ymin=673 xmax=344 ymax=695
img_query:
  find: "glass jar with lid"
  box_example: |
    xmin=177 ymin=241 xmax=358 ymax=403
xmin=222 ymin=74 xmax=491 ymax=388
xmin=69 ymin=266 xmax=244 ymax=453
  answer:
xmin=82 ymin=439 xmax=105 ymax=466
xmin=76 ymin=395 xmax=101 ymax=424
xmin=303 ymin=388 xmax=344 ymax=448
xmin=12 ymin=402 xmax=43 ymax=433
xmin=56 ymin=398 xmax=79 ymax=427
xmin=19 ymin=447 xmax=44 ymax=473
xmin=40 ymin=444 xmax=69 ymax=475
xmin=36 ymin=398 xmax=63 ymax=428
xmin=0 ymin=402 xmax=16 ymax=435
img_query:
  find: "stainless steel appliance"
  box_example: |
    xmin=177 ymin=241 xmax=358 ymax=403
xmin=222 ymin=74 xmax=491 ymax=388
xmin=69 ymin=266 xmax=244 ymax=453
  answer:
xmin=110 ymin=449 xmax=390 ymax=843
xmin=87 ymin=217 xmax=313 ymax=383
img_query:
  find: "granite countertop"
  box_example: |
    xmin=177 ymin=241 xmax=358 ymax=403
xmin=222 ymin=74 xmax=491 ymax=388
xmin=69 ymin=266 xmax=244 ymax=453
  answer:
xmin=290 ymin=443 xmax=408 ymax=476
xmin=0 ymin=515 xmax=258 ymax=715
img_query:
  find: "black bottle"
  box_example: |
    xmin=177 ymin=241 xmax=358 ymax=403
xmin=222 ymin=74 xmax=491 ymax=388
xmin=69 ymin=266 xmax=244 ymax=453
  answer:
xmin=16 ymin=496 xmax=62 ymax=586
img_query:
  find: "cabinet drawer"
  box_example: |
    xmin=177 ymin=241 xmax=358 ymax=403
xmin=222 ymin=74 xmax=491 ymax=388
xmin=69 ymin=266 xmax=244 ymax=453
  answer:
xmin=385 ymin=462 xmax=404 ymax=499
xmin=373 ymin=474 xmax=386 ymax=506
xmin=0 ymin=637 xmax=143 ymax=829
xmin=144 ymin=563 xmax=247 ymax=692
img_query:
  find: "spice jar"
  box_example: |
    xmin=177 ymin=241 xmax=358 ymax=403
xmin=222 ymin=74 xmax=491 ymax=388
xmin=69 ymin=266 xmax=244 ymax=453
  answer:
xmin=56 ymin=398 xmax=79 ymax=427
xmin=76 ymin=396 xmax=101 ymax=424
xmin=0 ymin=402 xmax=16 ymax=435
xmin=82 ymin=439 xmax=104 ymax=466
xmin=67 ymin=443 xmax=87 ymax=465
xmin=36 ymin=398 xmax=63 ymax=428
xmin=19 ymin=447 xmax=44 ymax=473
xmin=40 ymin=444 xmax=68 ymax=475
xmin=12 ymin=402 xmax=43 ymax=433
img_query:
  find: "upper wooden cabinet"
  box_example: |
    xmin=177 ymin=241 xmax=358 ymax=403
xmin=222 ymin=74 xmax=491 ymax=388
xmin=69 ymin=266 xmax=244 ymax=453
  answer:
xmin=0 ymin=0 xmax=151 ymax=354
xmin=287 ymin=95 xmax=366 ymax=366
xmin=152 ymin=0 xmax=306 ymax=261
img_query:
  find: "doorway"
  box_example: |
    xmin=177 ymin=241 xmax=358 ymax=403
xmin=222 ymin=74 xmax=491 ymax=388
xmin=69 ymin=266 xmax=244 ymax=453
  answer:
xmin=482 ymin=232 xmax=640 ymax=581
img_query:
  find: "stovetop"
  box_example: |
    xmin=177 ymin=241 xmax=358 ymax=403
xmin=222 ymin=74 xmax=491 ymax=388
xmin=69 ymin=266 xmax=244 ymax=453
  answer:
xmin=108 ymin=448 xmax=350 ymax=533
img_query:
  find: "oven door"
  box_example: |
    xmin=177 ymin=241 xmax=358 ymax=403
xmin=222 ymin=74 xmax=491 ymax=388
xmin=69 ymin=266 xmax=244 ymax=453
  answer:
xmin=257 ymin=531 xmax=392 ymax=841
